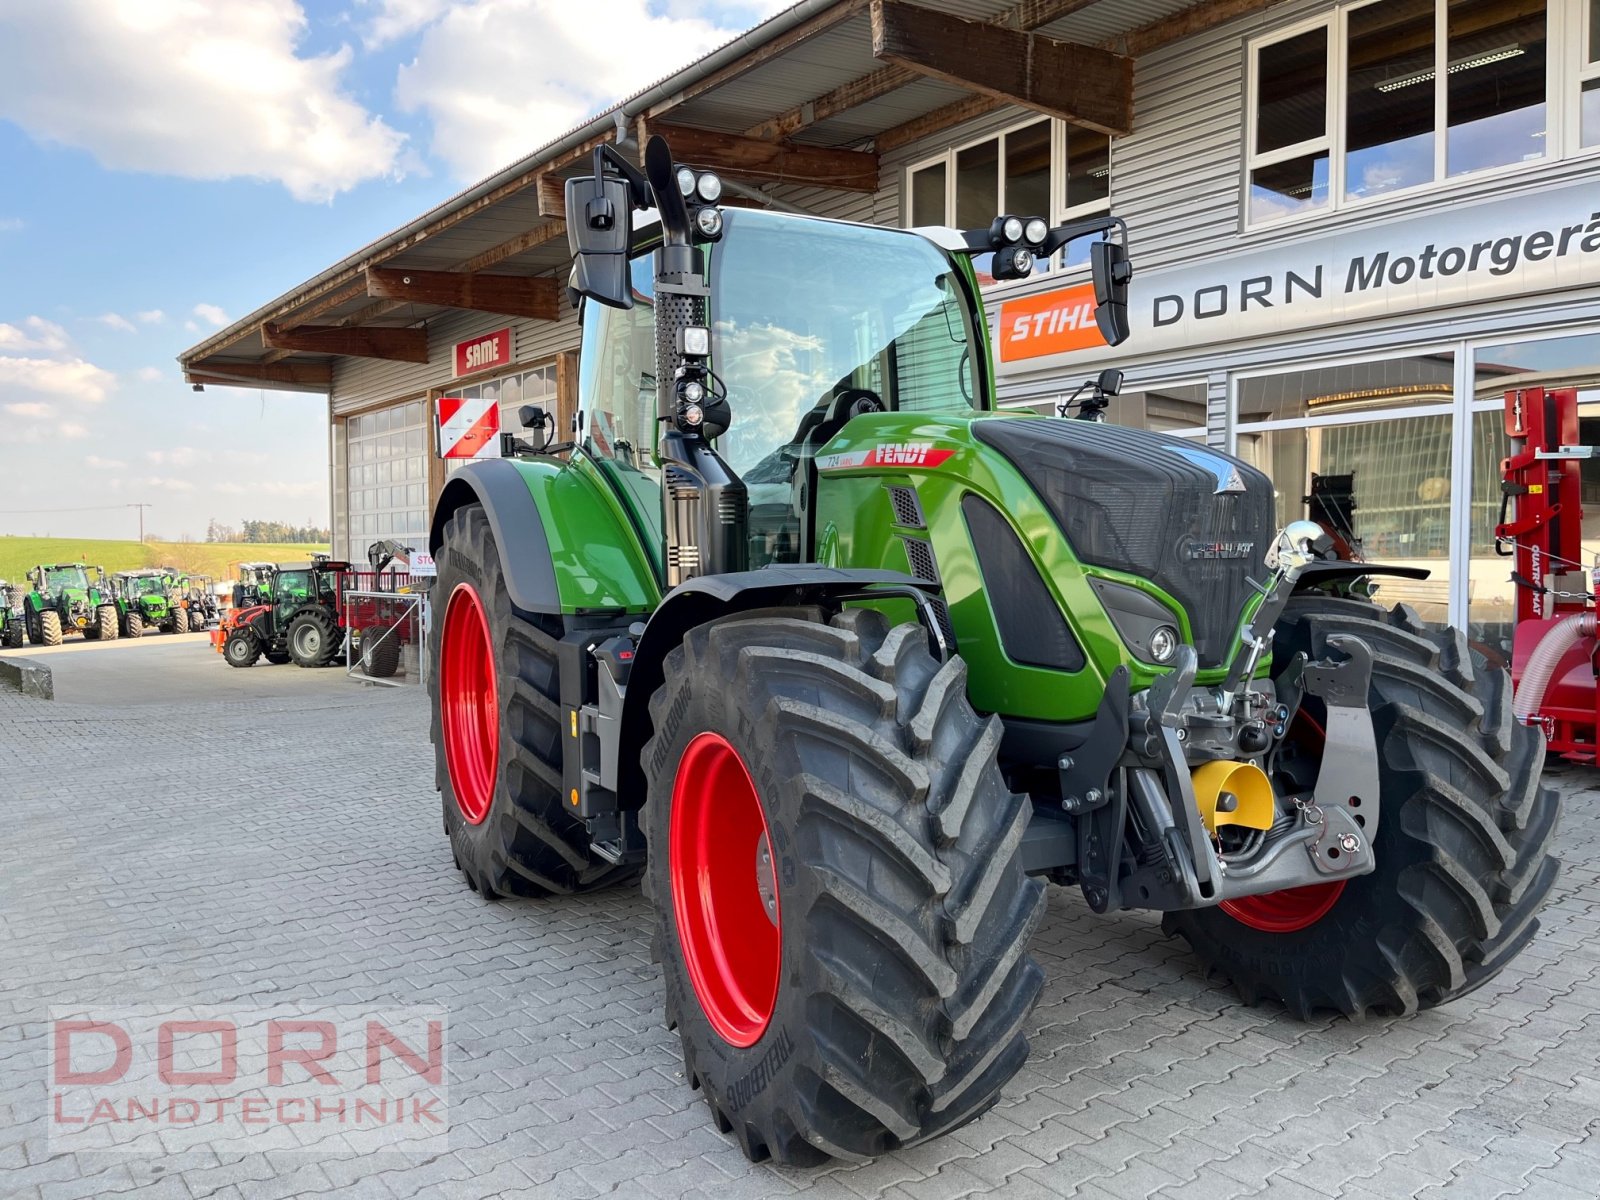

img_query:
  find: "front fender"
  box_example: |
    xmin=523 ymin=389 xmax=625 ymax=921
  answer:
xmin=616 ymin=567 xmax=934 ymax=807
xmin=430 ymin=457 xmax=659 ymax=616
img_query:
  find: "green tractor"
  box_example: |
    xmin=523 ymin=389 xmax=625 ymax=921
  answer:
xmin=24 ymin=563 xmax=118 ymax=646
xmin=428 ymin=139 xmax=1560 ymax=1165
xmin=0 ymin=580 xmax=23 ymax=649
xmin=112 ymin=568 xmax=191 ymax=636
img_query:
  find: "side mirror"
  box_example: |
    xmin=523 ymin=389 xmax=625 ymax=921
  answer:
xmin=1090 ymin=240 xmax=1132 ymax=347
xmin=565 ymin=175 xmax=633 ymax=310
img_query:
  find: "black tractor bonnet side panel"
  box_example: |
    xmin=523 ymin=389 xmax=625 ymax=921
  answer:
xmin=973 ymin=418 xmax=1275 ymax=668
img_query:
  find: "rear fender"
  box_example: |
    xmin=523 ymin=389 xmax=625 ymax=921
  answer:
xmin=430 ymin=456 xmax=658 ymax=616
xmin=617 ymin=567 xmax=936 ymax=806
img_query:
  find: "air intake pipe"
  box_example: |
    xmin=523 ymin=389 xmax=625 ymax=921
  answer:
xmin=1514 ymin=611 xmax=1598 ymax=723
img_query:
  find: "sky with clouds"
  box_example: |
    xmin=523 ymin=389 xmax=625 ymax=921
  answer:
xmin=0 ymin=0 xmax=789 ymax=541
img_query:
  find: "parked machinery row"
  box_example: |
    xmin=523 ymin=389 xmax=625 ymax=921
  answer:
xmin=0 ymin=563 xmax=217 ymax=648
xmin=216 ymin=543 xmax=420 ymax=678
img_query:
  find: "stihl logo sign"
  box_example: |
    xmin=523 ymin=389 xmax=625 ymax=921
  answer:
xmin=452 ymin=329 xmax=511 ymax=378
xmin=437 ymin=394 xmax=500 ymax=460
xmin=997 ymin=282 xmax=1107 ymax=363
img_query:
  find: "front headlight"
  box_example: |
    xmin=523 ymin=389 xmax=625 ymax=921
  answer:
xmin=1090 ymin=577 xmax=1188 ymax=666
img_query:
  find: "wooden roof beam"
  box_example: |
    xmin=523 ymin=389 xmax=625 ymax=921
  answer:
xmin=365 ymin=267 xmax=559 ymax=321
xmin=653 ymin=122 xmax=880 ymax=191
xmin=746 ymin=0 xmax=1101 ymax=142
xmin=262 ymin=324 xmax=429 ymax=363
xmin=870 ymin=0 xmax=1131 ymax=137
xmin=184 ymin=361 xmax=334 ymax=388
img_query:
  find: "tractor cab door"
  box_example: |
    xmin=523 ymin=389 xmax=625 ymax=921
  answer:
xmin=272 ymin=570 xmax=313 ymax=629
xmin=578 ymin=254 xmax=666 ymax=573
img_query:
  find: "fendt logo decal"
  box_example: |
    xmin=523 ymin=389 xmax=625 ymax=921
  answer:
xmin=816 ymin=443 xmax=955 ymax=471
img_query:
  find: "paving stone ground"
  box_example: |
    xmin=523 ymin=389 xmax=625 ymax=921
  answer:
xmin=3 ymin=651 xmax=1599 ymax=1200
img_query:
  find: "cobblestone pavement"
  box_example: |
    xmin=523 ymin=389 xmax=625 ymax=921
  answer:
xmin=3 ymin=674 xmax=1598 ymax=1200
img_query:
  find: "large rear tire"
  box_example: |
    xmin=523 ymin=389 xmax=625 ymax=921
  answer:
xmin=430 ymin=503 xmax=637 ymax=898
xmin=287 ymin=608 xmax=340 ymax=667
xmin=643 ymin=608 xmax=1046 ymax=1165
xmin=1164 ymin=597 xmax=1561 ymax=1018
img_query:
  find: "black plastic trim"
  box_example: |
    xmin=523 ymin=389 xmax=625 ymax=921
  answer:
xmin=962 ymin=495 xmax=1085 ymax=672
xmin=1089 ymin=576 xmax=1183 ymax=664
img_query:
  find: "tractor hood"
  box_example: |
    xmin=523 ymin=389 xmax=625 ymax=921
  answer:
xmin=970 ymin=418 xmax=1274 ymax=668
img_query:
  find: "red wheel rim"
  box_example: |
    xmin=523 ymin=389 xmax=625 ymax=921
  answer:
xmin=669 ymin=733 xmax=781 ymax=1047
xmin=440 ymin=582 xmax=498 ymax=825
xmin=1219 ymin=710 xmax=1346 ymax=933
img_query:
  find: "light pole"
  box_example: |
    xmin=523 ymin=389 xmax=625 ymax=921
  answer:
xmin=127 ymin=502 xmax=151 ymax=543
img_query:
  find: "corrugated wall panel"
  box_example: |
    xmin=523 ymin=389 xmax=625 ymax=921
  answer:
xmin=331 ymin=307 xmax=581 ymax=416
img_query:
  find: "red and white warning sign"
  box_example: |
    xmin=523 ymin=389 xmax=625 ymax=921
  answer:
xmin=437 ymin=394 xmax=501 ymax=460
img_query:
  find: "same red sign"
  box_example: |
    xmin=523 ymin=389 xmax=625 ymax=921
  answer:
xmin=452 ymin=328 xmax=512 ymax=378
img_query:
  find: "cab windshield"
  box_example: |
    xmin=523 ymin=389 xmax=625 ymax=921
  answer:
xmin=45 ymin=567 xmax=89 ymax=591
xmin=127 ymin=576 xmax=166 ymax=597
xmin=710 ymin=209 xmax=984 ymax=478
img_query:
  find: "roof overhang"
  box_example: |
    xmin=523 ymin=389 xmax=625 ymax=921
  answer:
xmin=180 ymin=0 xmax=1287 ymax=392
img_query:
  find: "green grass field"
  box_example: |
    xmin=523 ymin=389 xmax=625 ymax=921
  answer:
xmin=0 ymin=537 xmax=330 ymax=584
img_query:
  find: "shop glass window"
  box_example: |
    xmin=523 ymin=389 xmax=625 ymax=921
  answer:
xmin=1447 ymin=0 xmax=1548 ymax=174
xmin=1466 ymin=331 xmax=1600 ymax=661
xmin=905 ymin=118 xmax=1111 ymax=279
xmin=1583 ymin=0 xmax=1600 ymax=144
xmin=1234 ymin=353 xmax=1457 ymax=623
xmin=343 ymin=399 xmax=429 ymax=560
xmin=1247 ymin=1 xmax=1552 ymax=226
xmin=1248 ymin=26 xmax=1332 ymax=223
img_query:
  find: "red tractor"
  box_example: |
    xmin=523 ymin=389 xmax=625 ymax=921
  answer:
xmin=220 ymin=558 xmax=350 ymax=669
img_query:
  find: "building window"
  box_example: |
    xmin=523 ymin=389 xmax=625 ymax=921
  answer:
xmin=1248 ymin=0 xmax=1551 ymax=226
xmin=905 ymin=117 xmax=1111 ymax=278
xmin=1581 ymin=0 xmax=1600 ymax=143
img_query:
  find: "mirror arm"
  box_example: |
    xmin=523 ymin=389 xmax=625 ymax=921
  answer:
xmin=591 ymin=143 xmax=652 ymax=210
xmin=1042 ymin=214 xmax=1126 ymax=256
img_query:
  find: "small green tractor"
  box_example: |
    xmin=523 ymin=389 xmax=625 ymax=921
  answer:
xmin=428 ymin=139 xmax=1560 ymax=1164
xmin=23 ymin=563 xmax=118 ymax=646
xmin=0 ymin=580 xmax=23 ymax=649
xmin=112 ymin=568 xmax=190 ymax=637
xmin=221 ymin=558 xmax=348 ymax=668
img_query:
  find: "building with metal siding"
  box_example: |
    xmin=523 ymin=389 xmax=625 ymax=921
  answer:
xmin=182 ymin=0 xmax=1593 ymax=662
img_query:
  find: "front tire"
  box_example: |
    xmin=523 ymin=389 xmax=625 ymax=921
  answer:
xmin=360 ymin=626 xmax=402 ymax=678
xmin=643 ymin=608 xmax=1045 ymax=1165
xmin=35 ymin=611 xmax=62 ymax=647
xmin=430 ymin=503 xmax=637 ymax=899
xmin=173 ymin=607 xmax=189 ymax=635
xmin=223 ymin=629 xmax=261 ymax=668
xmin=1165 ymin=598 xmax=1561 ymax=1018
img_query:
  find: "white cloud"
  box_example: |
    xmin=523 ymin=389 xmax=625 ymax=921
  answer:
xmin=0 ymin=355 xmax=116 ymax=403
xmin=147 ymin=446 xmax=203 ymax=467
xmin=394 ymin=0 xmax=789 ymax=180
xmin=86 ymin=455 xmax=128 ymax=469
xmin=359 ymin=0 xmax=451 ymax=46
xmin=0 ymin=316 xmax=70 ymax=353
xmin=192 ymin=303 xmax=230 ymax=328
xmin=137 ymin=476 xmax=196 ymax=492
xmin=4 ymin=402 xmax=49 ymax=418
xmin=0 ymin=217 xmax=22 ymax=232
xmin=136 ymin=309 xmax=165 ymax=324
xmin=59 ymin=422 xmax=89 ymax=440
xmin=134 ymin=366 xmax=166 ymax=383
xmin=215 ymin=479 xmax=323 ymax=498
xmin=184 ymin=319 xmax=199 ymax=333
xmin=97 ymin=312 xmax=137 ymax=332
xmin=0 ymin=2 xmax=405 ymax=202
